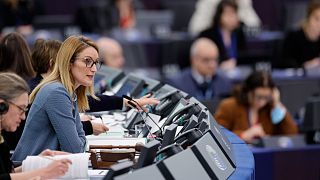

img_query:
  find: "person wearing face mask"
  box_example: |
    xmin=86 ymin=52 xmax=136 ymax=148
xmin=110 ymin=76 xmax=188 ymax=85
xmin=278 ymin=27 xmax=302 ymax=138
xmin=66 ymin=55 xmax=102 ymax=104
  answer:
xmin=215 ymin=71 xmax=298 ymax=143
xmin=281 ymin=1 xmax=320 ymax=70
xmin=0 ymin=72 xmax=71 ymax=180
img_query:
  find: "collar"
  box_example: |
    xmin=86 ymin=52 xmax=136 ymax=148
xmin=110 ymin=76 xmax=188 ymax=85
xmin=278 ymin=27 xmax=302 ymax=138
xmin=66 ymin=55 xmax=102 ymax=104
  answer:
xmin=191 ymin=68 xmax=212 ymax=85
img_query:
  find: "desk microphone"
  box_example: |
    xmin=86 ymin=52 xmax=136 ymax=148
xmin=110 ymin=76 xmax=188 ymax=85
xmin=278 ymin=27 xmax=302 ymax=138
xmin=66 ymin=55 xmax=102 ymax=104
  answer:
xmin=123 ymin=95 xmax=164 ymax=137
xmin=127 ymin=100 xmax=153 ymax=138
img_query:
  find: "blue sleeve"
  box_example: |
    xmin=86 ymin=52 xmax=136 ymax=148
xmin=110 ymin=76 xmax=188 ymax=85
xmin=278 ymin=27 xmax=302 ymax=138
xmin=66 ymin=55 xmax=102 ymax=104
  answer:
xmin=46 ymin=87 xmax=86 ymax=153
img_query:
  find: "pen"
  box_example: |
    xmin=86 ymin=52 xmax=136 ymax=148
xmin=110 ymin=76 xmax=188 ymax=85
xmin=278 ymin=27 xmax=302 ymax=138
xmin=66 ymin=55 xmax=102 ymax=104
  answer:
xmin=99 ymin=116 xmax=108 ymax=135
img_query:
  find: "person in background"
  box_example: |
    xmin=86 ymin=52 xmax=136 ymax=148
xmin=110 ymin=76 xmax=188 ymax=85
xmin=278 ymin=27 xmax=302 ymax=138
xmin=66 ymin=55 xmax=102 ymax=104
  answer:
xmin=198 ymin=0 xmax=246 ymax=71
xmin=215 ymin=71 xmax=298 ymax=143
xmin=96 ymin=37 xmax=125 ymax=69
xmin=189 ymin=0 xmax=260 ymax=36
xmin=0 ymin=72 xmax=71 ymax=180
xmin=12 ymin=35 xmax=158 ymax=161
xmin=281 ymin=1 xmax=320 ymax=70
xmin=0 ymin=32 xmax=35 ymax=151
xmin=0 ymin=32 xmax=35 ymax=81
xmin=167 ymin=38 xmax=231 ymax=102
xmin=0 ymin=0 xmax=34 ymax=36
xmin=115 ymin=0 xmax=136 ymax=29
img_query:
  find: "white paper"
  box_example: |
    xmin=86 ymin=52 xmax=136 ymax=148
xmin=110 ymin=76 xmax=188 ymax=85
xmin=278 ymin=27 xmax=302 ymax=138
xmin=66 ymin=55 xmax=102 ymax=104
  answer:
xmin=22 ymin=153 xmax=90 ymax=179
xmin=87 ymin=137 xmax=146 ymax=146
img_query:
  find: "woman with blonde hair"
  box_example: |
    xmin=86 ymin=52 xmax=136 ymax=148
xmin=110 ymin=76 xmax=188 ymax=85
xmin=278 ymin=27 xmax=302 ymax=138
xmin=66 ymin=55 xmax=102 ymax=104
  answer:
xmin=12 ymin=35 xmax=158 ymax=161
xmin=12 ymin=36 xmax=100 ymax=161
xmin=0 ymin=72 xmax=71 ymax=180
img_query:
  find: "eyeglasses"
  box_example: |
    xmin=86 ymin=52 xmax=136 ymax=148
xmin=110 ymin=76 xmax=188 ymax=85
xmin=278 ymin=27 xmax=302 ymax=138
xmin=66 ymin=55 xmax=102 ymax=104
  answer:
xmin=75 ymin=57 xmax=102 ymax=70
xmin=254 ymin=94 xmax=272 ymax=101
xmin=197 ymin=56 xmax=217 ymax=64
xmin=7 ymin=101 xmax=28 ymax=115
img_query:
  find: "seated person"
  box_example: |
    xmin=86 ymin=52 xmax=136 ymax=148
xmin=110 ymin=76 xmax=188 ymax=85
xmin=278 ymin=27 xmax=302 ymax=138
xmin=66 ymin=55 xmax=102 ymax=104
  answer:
xmin=198 ymin=0 xmax=246 ymax=71
xmin=12 ymin=36 xmax=158 ymax=161
xmin=0 ymin=72 xmax=71 ymax=180
xmin=29 ymin=39 xmax=108 ymax=137
xmin=281 ymin=1 xmax=320 ymax=70
xmin=96 ymin=37 xmax=125 ymax=69
xmin=167 ymin=38 xmax=231 ymax=102
xmin=189 ymin=0 xmax=261 ymax=36
xmin=215 ymin=71 xmax=298 ymax=143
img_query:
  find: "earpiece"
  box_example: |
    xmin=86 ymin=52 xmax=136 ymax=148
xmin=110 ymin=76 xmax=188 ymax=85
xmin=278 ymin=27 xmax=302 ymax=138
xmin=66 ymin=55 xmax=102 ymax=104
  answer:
xmin=0 ymin=102 xmax=9 ymax=115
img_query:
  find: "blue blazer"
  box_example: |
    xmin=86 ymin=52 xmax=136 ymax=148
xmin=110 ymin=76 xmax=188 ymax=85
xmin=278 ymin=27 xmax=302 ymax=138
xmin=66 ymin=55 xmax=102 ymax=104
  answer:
xmin=167 ymin=68 xmax=232 ymax=101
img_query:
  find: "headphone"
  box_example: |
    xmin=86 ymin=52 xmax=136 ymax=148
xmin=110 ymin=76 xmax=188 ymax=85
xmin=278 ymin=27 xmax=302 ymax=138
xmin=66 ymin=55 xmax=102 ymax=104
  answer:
xmin=0 ymin=102 xmax=9 ymax=115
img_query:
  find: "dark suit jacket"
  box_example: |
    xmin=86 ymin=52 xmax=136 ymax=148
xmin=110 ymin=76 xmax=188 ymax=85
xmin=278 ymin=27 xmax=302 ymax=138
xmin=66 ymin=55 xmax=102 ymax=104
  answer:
xmin=198 ymin=27 xmax=246 ymax=62
xmin=281 ymin=28 xmax=320 ymax=68
xmin=0 ymin=141 xmax=12 ymax=180
xmin=215 ymin=97 xmax=298 ymax=136
xmin=167 ymin=68 xmax=232 ymax=101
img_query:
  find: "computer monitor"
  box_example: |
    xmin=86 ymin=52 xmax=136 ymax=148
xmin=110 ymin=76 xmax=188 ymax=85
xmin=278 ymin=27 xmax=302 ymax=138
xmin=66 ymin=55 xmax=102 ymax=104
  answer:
xmin=167 ymin=98 xmax=189 ymax=119
xmin=128 ymin=73 xmax=163 ymax=97
xmin=103 ymin=160 xmax=133 ymax=180
xmin=115 ymin=76 xmax=145 ymax=98
xmin=152 ymin=85 xmax=177 ymax=100
xmin=161 ymin=124 xmax=178 ymax=148
xmin=136 ymin=140 xmax=161 ymax=169
xmin=94 ymin=66 xmax=125 ymax=93
xmin=301 ymin=96 xmax=320 ymax=132
xmin=135 ymin=10 xmax=173 ymax=38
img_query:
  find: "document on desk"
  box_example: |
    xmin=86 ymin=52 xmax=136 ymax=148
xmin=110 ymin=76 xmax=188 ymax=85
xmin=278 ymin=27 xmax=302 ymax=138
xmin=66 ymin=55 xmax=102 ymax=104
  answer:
xmin=22 ymin=153 xmax=90 ymax=179
xmin=87 ymin=137 xmax=146 ymax=146
xmin=88 ymin=169 xmax=109 ymax=176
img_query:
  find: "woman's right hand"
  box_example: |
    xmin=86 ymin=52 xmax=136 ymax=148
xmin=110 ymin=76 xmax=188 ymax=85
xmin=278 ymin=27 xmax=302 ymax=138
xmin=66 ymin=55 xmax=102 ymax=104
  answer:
xmin=41 ymin=158 xmax=72 ymax=179
xmin=241 ymin=124 xmax=265 ymax=143
xmin=92 ymin=122 xmax=109 ymax=135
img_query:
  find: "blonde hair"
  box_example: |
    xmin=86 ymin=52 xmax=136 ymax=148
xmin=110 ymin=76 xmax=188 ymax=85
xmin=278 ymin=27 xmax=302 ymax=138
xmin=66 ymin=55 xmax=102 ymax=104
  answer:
xmin=29 ymin=35 xmax=99 ymax=112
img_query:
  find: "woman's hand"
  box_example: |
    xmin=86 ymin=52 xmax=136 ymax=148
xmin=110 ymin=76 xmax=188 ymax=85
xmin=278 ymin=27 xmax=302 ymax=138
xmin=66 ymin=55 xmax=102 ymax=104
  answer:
xmin=125 ymin=93 xmax=159 ymax=111
xmin=91 ymin=122 xmax=109 ymax=135
xmin=241 ymin=124 xmax=265 ymax=143
xmin=272 ymin=87 xmax=281 ymax=106
xmin=41 ymin=158 xmax=72 ymax=179
xmin=304 ymin=57 xmax=320 ymax=69
xmin=39 ymin=149 xmax=70 ymax=157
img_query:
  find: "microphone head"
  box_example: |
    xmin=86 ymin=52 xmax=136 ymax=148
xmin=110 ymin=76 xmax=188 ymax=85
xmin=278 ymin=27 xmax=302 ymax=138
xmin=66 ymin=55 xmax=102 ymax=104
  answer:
xmin=123 ymin=95 xmax=133 ymax=101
